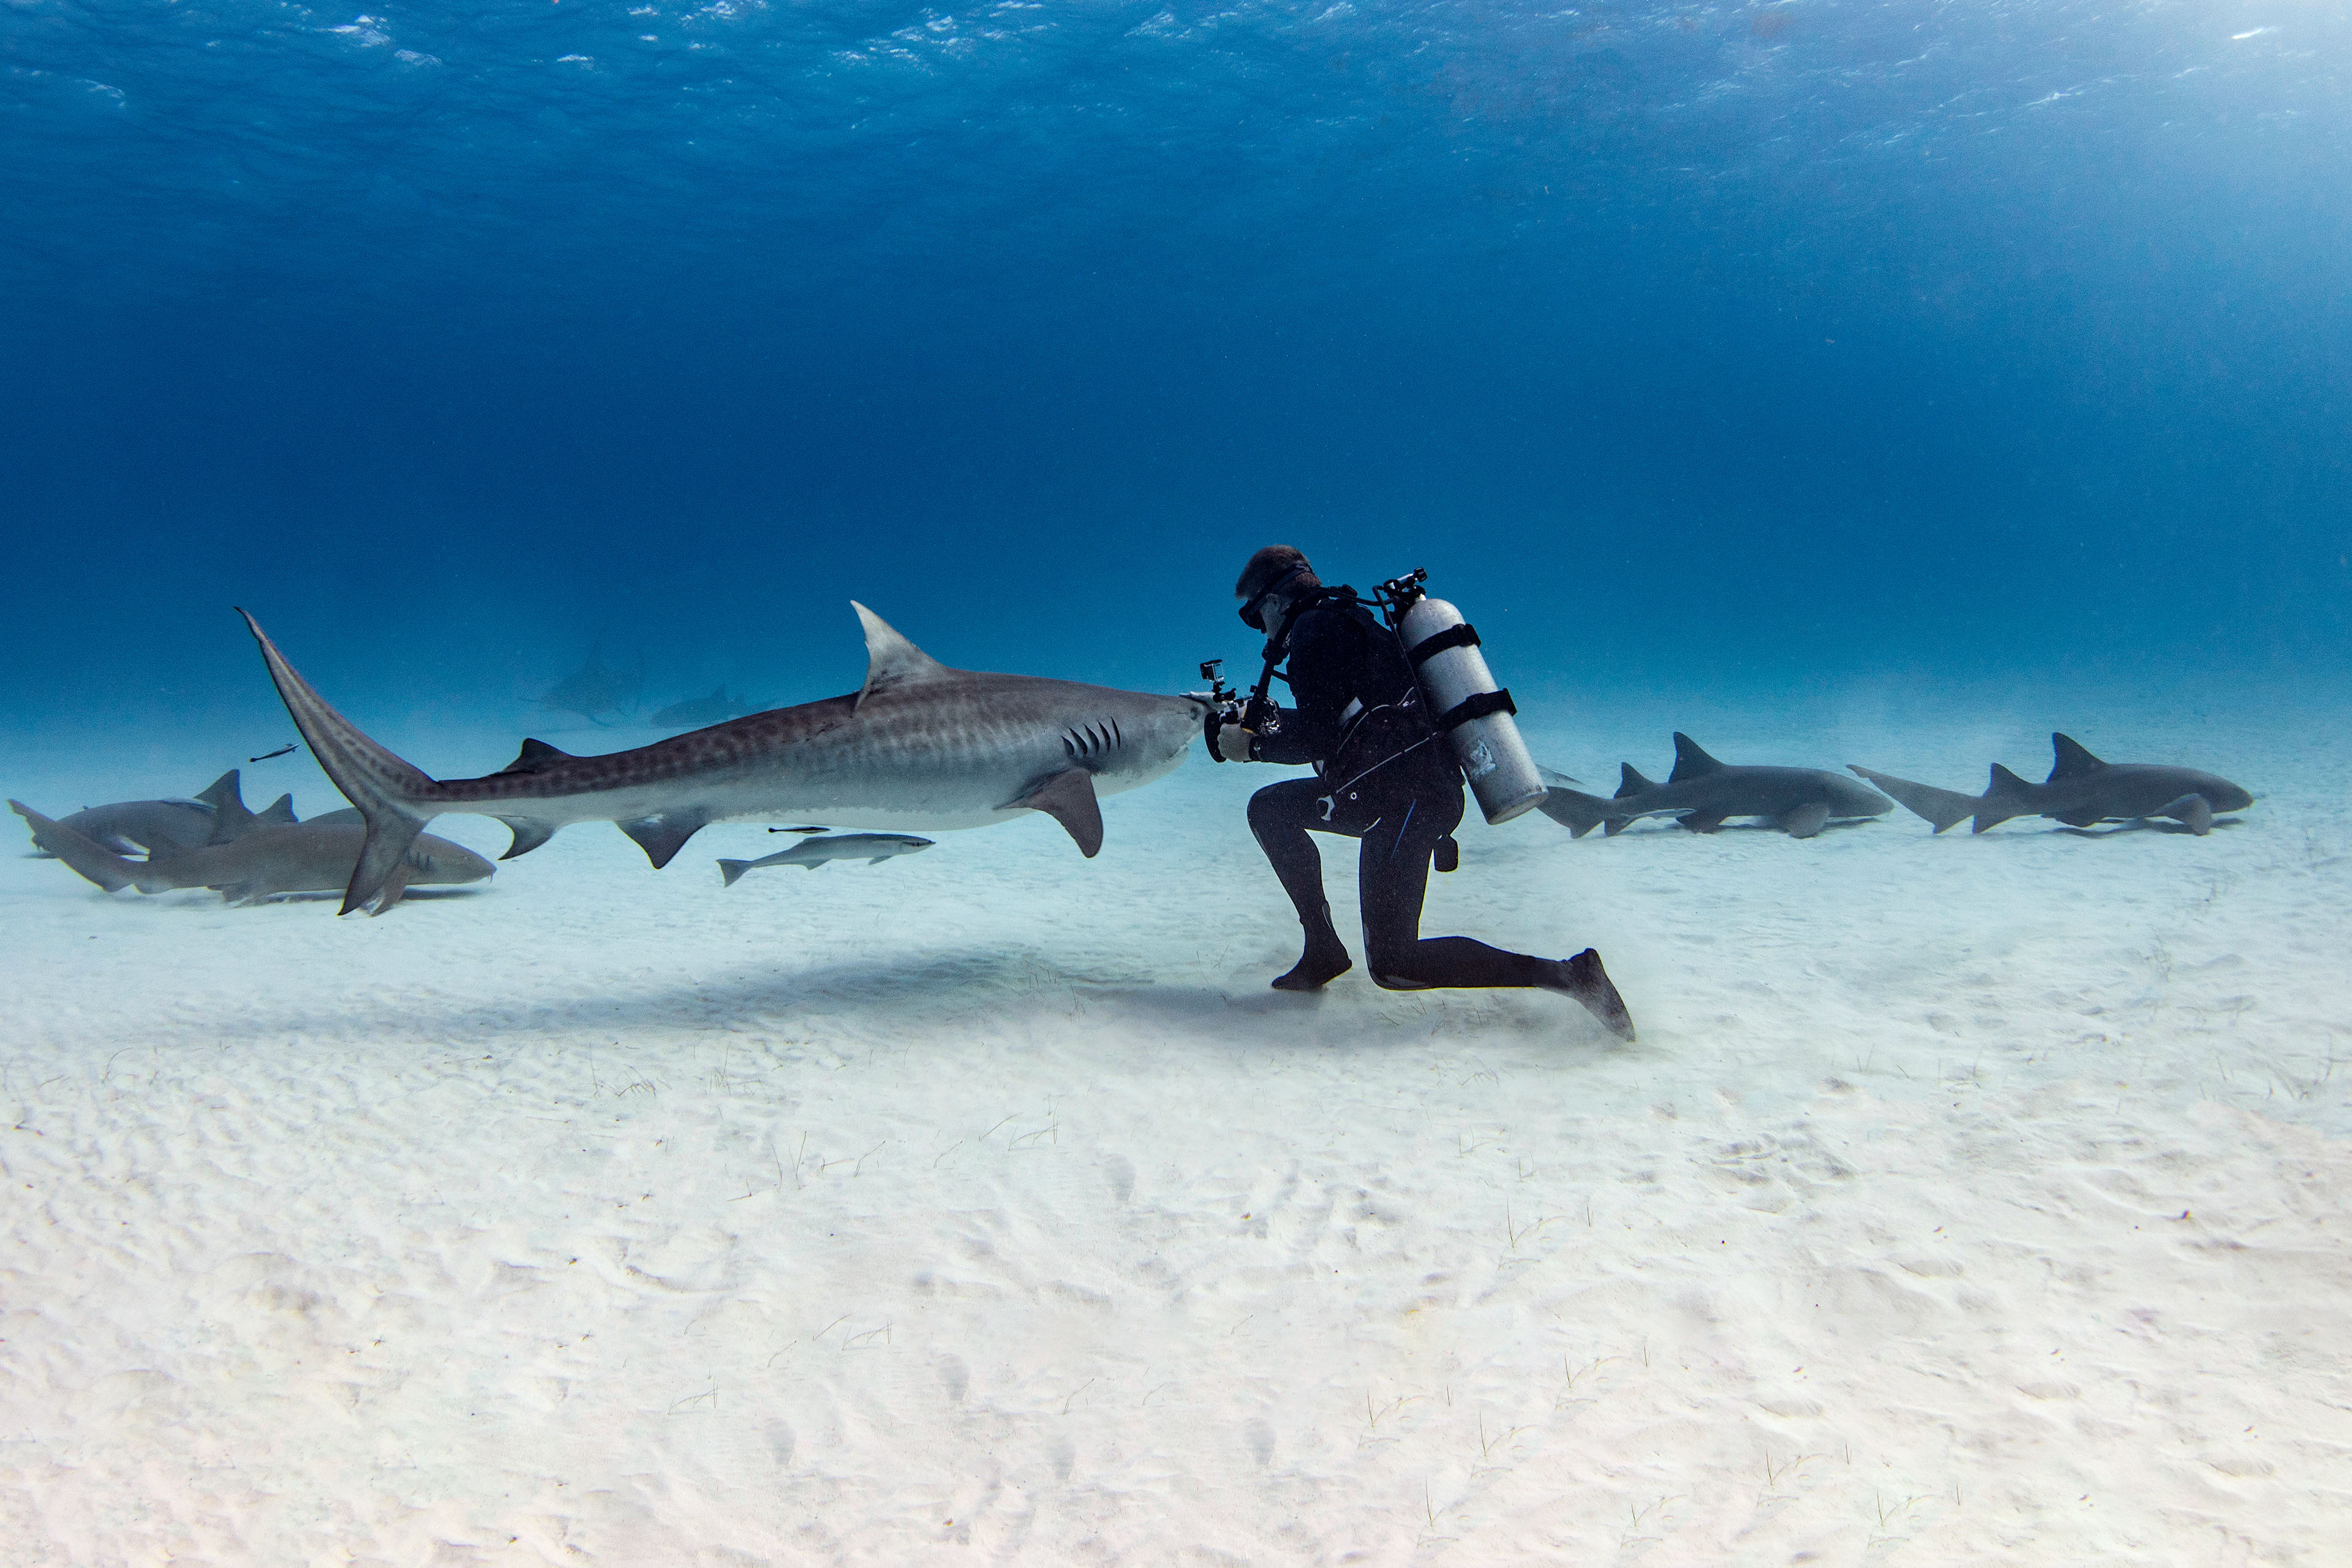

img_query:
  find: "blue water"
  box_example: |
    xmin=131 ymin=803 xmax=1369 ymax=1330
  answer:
xmin=4 ymin=1 xmax=2347 ymax=745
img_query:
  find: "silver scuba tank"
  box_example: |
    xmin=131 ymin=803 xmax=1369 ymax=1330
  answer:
xmin=1396 ymin=594 xmax=1547 ymax=824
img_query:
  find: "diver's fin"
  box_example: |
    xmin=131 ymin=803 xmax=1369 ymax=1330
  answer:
xmin=1012 ymin=767 xmax=1103 ymax=857
xmin=1777 ymin=801 xmax=1832 ymax=839
xmin=852 ymin=602 xmax=952 ymax=709
xmin=2048 ymin=733 xmax=2105 ymax=783
xmin=2156 ymin=793 xmax=2213 ymax=835
xmin=497 ymin=817 xmax=558 ymax=859
xmin=1668 ymin=734 xmax=1725 ymax=782
xmin=500 ymin=739 xmax=575 ymax=775
xmin=10 ymin=801 xmax=142 ymax=893
xmin=1849 ymin=766 xmax=1980 ymax=834
xmin=1616 ymin=764 xmax=1655 ymax=799
xmin=236 ymin=609 xmax=442 ymax=914
xmin=617 ymin=811 xmax=707 ymax=869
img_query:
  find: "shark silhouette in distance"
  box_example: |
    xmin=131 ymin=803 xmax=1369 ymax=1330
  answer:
xmin=23 ymin=770 xmax=295 ymax=858
xmin=1850 ymin=734 xmax=2255 ymax=836
xmin=11 ymin=801 xmax=494 ymax=908
xmin=539 ymin=643 xmax=644 ymax=725
xmin=650 ymin=685 xmax=766 ymax=728
xmin=237 ymin=602 xmax=1214 ymax=914
xmin=717 ymin=832 xmax=935 ymax=887
xmin=1537 ymin=734 xmax=1894 ymax=839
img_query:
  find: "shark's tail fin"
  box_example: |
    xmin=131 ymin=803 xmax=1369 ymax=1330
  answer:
xmin=1535 ymin=788 xmax=1619 ymax=839
xmin=236 ymin=609 xmax=441 ymax=915
xmin=9 ymin=801 xmax=159 ymax=894
xmin=1971 ymin=763 xmax=2036 ymax=834
xmin=717 ymin=859 xmax=753 ymax=888
xmin=1848 ymin=766 xmax=1979 ymax=834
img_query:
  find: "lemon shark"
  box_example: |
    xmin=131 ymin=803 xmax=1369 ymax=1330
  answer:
xmin=1850 ymin=734 xmax=2254 ymax=835
xmin=236 ymin=603 xmax=1212 ymax=914
xmin=10 ymin=801 xmax=493 ymax=907
xmin=1537 ymin=734 xmax=1894 ymax=839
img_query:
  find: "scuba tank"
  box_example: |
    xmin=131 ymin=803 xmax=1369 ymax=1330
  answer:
xmin=1383 ymin=572 xmax=1547 ymax=825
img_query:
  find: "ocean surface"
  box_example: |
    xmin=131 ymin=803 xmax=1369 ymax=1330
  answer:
xmin=4 ymin=2 xmax=2349 ymax=1561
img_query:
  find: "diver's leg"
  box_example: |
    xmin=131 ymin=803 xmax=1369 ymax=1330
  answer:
xmin=1248 ymin=778 xmax=1353 ymax=990
xmin=1358 ymin=786 xmax=1637 ymax=1039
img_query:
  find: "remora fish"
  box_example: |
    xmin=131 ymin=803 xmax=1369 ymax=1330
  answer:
xmin=22 ymin=770 xmax=294 ymax=858
xmin=1851 ymin=734 xmax=2255 ymax=836
xmin=718 ymin=832 xmax=934 ymax=887
xmin=1537 ymin=734 xmax=1893 ymax=839
xmin=10 ymin=801 xmax=494 ymax=907
xmin=236 ymin=602 xmax=1212 ymax=914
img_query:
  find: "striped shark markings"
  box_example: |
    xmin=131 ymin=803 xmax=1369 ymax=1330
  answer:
xmin=236 ymin=603 xmax=1212 ymax=914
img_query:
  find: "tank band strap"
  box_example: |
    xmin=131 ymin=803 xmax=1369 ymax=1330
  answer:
xmin=1432 ymin=688 xmax=1516 ymax=733
xmin=1406 ymin=622 xmax=1482 ymax=667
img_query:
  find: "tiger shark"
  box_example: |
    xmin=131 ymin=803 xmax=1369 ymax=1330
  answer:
xmin=236 ymin=603 xmax=1213 ymax=914
xmin=1850 ymin=734 xmax=2254 ymax=835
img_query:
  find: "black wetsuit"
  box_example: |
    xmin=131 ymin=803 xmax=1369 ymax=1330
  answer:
xmin=1244 ymin=595 xmax=1550 ymax=990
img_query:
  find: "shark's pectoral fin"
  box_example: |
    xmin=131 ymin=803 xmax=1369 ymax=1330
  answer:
xmin=618 ymin=812 xmax=709 ymax=869
xmin=1777 ymin=801 xmax=1832 ymax=839
xmin=1012 ymin=768 xmax=1104 ymax=858
xmin=2155 ymin=793 xmax=2214 ymax=835
xmin=497 ymin=817 xmax=558 ymax=859
xmin=2052 ymin=809 xmax=2105 ymax=828
xmin=1677 ymin=812 xmax=1727 ymax=834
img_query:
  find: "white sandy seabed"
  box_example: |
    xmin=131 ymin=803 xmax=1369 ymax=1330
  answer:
xmin=2 ymin=688 xmax=2348 ymax=1566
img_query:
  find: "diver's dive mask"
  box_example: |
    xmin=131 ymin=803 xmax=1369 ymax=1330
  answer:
xmin=1237 ymin=567 xmax=1312 ymax=633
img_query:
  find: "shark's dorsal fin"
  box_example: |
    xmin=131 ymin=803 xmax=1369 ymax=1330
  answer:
xmin=1616 ymin=764 xmax=1654 ymax=799
xmin=500 ymin=738 xmax=575 ymax=775
xmin=853 ymin=602 xmax=951 ymax=709
xmin=198 ymin=770 xmax=258 ymax=844
xmin=258 ymin=794 xmax=297 ymax=826
xmin=1988 ymin=763 xmax=2034 ymax=796
xmin=1668 ymin=734 xmax=1724 ymax=782
xmin=2048 ymin=733 xmax=2105 ymax=782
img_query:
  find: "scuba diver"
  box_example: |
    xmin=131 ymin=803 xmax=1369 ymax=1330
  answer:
xmin=1215 ymin=546 xmax=1635 ymax=1040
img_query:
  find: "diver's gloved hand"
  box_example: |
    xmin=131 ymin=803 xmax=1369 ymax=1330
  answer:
xmin=1215 ymin=723 xmax=1257 ymax=763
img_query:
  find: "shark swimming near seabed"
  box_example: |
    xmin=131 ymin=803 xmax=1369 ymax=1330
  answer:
xmin=1850 ymin=734 xmax=2255 ymax=836
xmin=11 ymin=801 xmax=494 ymax=907
xmin=21 ymin=770 xmax=295 ymax=858
xmin=236 ymin=602 xmax=1214 ymax=914
xmin=717 ymin=832 xmax=935 ymax=886
xmin=1536 ymin=734 xmax=1894 ymax=839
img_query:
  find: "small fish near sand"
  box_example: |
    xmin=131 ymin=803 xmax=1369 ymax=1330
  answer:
xmin=717 ymin=832 xmax=935 ymax=887
xmin=11 ymin=801 xmax=493 ymax=910
xmin=1537 ymin=734 xmax=1894 ymax=839
xmin=650 ymin=685 xmax=767 ymax=728
xmin=1852 ymin=734 xmax=2255 ymax=836
xmin=20 ymin=769 xmax=295 ymax=858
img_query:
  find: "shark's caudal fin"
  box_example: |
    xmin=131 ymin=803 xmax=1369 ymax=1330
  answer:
xmin=236 ymin=609 xmax=440 ymax=915
xmin=1848 ymin=766 xmax=1978 ymax=834
xmin=9 ymin=801 xmax=156 ymax=893
xmin=1668 ymin=734 xmax=1724 ymax=782
xmin=2048 ymin=733 xmax=2105 ymax=783
xmin=717 ymin=859 xmax=753 ymax=888
xmin=1532 ymin=766 xmax=1606 ymax=837
xmin=1971 ymin=764 xmax=2036 ymax=834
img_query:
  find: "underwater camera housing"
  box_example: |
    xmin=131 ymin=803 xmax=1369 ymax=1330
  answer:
xmin=1373 ymin=568 xmax=1547 ymax=825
